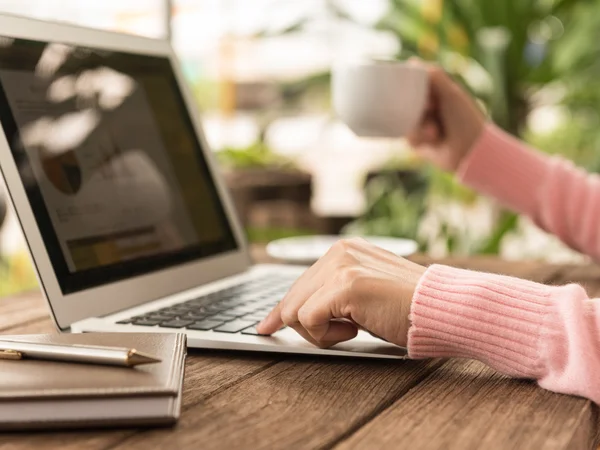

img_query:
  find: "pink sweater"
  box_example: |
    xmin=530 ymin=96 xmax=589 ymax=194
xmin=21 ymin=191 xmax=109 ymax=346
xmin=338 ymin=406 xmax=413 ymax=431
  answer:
xmin=407 ymin=124 xmax=600 ymax=404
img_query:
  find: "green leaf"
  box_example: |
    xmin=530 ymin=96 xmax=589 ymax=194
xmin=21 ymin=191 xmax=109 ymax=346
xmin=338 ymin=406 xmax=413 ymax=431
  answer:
xmin=550 ymin=0 xmax=594 ymax=15
xmin=253 ymin=17 xmax=310 ymax=38
xmin=375 ymin=4 xmax=438 ymax=44
xmin=442 ymin=0 xmax=477 ymax=40
xmin=325 ymin=0 xmax=355 ymax=22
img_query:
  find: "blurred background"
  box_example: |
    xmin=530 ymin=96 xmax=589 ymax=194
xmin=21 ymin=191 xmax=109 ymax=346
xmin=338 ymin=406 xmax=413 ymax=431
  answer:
xmin=0 ymin=0 xmax=599 ymax=295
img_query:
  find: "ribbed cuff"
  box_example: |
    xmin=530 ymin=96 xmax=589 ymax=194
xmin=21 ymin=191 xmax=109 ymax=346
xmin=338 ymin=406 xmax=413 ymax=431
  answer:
xmin=457 ymin=124 xmax=551 ymax=216
xmin=407 ymin=265 xmax=553 ymax=378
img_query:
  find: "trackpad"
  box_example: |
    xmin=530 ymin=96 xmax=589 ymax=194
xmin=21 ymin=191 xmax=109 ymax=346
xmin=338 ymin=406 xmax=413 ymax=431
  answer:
xmin=271 ymin=328 xmax=408 ymax=358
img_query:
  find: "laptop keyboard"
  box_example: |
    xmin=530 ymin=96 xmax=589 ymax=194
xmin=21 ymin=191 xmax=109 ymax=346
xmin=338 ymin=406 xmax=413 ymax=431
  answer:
xmin=116 ymin=273 xmax=297 ymax=335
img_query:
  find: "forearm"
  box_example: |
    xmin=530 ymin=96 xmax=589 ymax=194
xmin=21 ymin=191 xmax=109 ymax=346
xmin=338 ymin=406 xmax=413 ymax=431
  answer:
xmin=459 ymin=123 xmax=600 ymax=260
xmin=407 ymin=265 xmax=600 ymax=403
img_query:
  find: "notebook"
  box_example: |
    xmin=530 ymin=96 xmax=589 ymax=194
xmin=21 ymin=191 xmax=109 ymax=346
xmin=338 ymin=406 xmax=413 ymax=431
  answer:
xmin=0 ymin=333 xmax=186 ymax=430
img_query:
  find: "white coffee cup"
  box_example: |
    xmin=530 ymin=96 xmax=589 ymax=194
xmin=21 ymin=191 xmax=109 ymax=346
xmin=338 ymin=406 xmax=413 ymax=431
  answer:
xmin=332 ymin=60 xmax=429 ymax=138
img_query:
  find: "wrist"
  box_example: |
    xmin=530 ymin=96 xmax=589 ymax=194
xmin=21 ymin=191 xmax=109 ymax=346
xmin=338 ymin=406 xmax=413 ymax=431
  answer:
xmin=455 ymin=119 xmax=486 ymax=171
xmin=399 ymin=263 xmax=427 ymax=347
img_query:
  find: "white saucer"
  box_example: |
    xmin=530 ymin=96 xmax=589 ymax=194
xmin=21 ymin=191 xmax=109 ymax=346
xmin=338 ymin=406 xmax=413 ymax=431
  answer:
xmin=266 ymin=235 xmax=418 ymax=264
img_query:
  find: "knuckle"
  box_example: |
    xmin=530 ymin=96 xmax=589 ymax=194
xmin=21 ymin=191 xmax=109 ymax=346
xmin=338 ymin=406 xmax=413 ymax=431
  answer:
xmin=332 ymin=238 xmax=351 ymax=252
xmin=343 ymin=236 xmax=367 ymax=248
xmin=430 ymin=65 xmax=443 ymax=76
xmin=335 ymin=264 xmax=362 ymax=286
xmin=330 ymin=238 xmax=365 ymax=262
xmin=280 ymin=306 xmax=298 ymax=326
xmin=297 ymin=307 xmax=318 ymax=329
xmin=340 ymin=251 xmax=359 ymax=266
xmin=430 ymin=66 xmax=448 ymax=82
xmin=335 ymin=266 xmax=371 ymax=300
xmin=348 ymin=236 xmax=367 ymax=245
xmin=333 ymin=237 xmax=363 ymax=251
xmin=348 ymin=273 xmax=368 ymax=292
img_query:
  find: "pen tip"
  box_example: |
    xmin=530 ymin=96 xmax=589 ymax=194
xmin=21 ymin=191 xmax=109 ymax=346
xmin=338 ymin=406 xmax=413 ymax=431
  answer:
xmin=128 ymin=350 xmax=162 ymax=366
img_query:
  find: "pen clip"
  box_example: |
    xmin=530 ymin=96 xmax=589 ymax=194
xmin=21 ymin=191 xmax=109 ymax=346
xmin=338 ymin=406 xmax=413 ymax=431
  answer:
xmin=0 ymin=349 xmax=22 ymax=360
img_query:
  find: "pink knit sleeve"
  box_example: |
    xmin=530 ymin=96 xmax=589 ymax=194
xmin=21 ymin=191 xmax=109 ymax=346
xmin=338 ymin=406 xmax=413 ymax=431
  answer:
xmin=407 ymin=124 xmax=600 ymax=403
xmin=407 ymin=265 xmax=600 ymax=404
xmin=457 ymin=123 xmax=600 ymax=258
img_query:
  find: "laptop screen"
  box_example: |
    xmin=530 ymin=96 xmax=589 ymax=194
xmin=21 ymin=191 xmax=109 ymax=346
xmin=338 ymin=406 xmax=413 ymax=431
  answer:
xmin=0 ymin=37 xmax=238 ymax=294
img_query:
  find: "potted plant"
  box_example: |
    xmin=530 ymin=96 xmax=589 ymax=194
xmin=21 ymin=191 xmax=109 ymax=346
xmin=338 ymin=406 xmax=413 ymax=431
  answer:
xmin=217 ymin=140 xmax=315 ymax=241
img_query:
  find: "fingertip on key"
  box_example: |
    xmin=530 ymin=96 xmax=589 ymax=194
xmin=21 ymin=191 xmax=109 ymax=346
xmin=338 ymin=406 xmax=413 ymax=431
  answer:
xmin=256 ymin=318 xmax=275 ymax=335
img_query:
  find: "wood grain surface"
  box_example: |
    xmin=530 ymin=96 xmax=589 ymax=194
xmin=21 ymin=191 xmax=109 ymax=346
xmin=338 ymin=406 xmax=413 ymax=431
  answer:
xmin=0 ymin=255 xmax=598 ymax=450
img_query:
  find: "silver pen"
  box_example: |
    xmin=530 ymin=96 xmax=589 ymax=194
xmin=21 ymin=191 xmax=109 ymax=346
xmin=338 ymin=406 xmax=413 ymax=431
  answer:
xmin=0 ymin=339 xmax=161 ymax=367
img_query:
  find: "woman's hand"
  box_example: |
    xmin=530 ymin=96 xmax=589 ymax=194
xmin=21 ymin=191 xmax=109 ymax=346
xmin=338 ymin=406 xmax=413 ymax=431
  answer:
xmin=256 ymin=238 xmax=426 ymax=348
xmin=406 ymin=61 xmax=486 ymax=172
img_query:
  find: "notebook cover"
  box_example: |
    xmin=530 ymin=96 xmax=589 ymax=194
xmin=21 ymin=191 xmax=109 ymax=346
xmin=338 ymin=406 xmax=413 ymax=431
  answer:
xmin=0 ymin=332 xmax=187 ymax=400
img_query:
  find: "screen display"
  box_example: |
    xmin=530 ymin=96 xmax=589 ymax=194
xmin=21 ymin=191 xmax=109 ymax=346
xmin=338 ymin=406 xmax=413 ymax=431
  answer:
xmin=0 ymin=38 xmax=238 ymax=294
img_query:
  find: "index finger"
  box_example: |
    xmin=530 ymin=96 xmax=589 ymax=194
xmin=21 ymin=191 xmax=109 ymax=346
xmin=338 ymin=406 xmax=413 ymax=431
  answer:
xmin=256 ymin=243 xmax=345 ymax=335
xmin=256 ymin=259 xmax=325 ymax=335
xmin=256 ymin=300 xmax=284 ymax=335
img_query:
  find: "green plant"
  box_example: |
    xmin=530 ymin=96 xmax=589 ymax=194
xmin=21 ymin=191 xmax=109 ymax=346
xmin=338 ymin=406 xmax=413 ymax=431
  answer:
xmin=343 ymin=172 xmax=428 ymax=246
xmin=342 ymin=165 xmax=482 ymax=253
xmin=246 ymin=226 xmax=315 ymax=243
xmin=525 ymin=115 xmax=600 ymax=172
xmin=217 ymin=141 xmax=296 ymax=170
xmin=0 ymin=251 xmax=38 ymax=297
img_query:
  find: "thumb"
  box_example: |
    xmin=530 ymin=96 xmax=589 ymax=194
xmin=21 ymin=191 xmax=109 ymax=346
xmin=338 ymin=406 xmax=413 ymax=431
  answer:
xmin=406 ymin=59 xmax=453 ymax=96
xmin=427 ymin=66 xmax=458 ymax=100
xmin=427 ymin=66 xmax=471 ymax=109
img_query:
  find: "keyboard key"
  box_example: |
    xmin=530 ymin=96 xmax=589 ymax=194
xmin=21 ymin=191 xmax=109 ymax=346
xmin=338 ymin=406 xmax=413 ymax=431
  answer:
xmin=158 ymin=308 xmax=186 ymax=315
xmin=205 ymin=314 xmax=235 ymax=322
xmin=185 ymin=297 xmax=212 ymax=305
xmin=132 ymin=319 xmax=162 ymax=326
xmin=156 ymin=308 xmax=180 ymax=316
xmin=116 ymin=318 xmax=133 ymax=324
xmin=228 ymin=305 xmax=259 ymax=314
xmin=150 ymin=310 xmax=168 ymax=316
xmin=174 ymin=303 xmax=204 ymax=311
xmin=214 ymin=319 xmax=257 ymax=333
xmin=168 ymin=305 xmax=195 ymax=313
xmin=239 ymin=313 xmax=267 ymax=322
xmin=135 ymin=274 xmax=295 ymax=328
xmin=160 ymin=319 xmax=195 ymax=328
xmin=219 ymin=300 xmax=243 ymax=309
xmin=188 ymin=319 xmax=225 ymax=331
xmin=260 ymin=302 xmax=278 ymax=309
xmin=205 ymin=304 xmax=226 ymax=313
xmin=241 ymin=326 xmax=269 ymax=336
xmin=146 ymin=314 xmax=177 ymax=321
xmin=184 ymin=312 xmax=209 ymax=320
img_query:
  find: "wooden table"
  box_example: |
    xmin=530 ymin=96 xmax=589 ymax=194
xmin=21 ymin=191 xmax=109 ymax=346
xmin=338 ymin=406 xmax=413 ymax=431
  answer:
xmin=1 ymin=254 xmax=599 ymax=450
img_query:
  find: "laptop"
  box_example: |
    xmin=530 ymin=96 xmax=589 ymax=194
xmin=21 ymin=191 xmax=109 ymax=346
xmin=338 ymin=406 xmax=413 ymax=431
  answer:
xmin=0 ymin=15 xmax=405 ymax=359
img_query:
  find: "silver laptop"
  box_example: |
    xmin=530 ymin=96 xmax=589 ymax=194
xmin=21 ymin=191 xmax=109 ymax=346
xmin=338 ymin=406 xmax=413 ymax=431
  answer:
xmin=0 ymin=15 xmax=405 ymax=359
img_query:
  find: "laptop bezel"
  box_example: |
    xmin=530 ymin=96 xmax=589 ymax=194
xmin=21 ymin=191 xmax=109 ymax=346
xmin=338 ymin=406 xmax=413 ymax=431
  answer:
xmin=0 ymin=14 xmax=252 ymax=330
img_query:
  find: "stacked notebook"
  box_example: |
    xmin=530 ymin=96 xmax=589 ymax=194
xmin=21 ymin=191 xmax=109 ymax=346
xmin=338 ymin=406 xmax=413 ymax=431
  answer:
xmin=0 ymin=333 xmax=186 ymax=430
